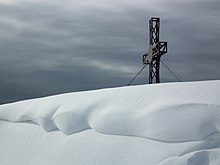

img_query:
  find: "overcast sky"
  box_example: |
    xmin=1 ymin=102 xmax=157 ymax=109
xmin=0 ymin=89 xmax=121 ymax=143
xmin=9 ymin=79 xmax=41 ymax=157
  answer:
xmin=0 ymin=0 xmax=220 ymax=104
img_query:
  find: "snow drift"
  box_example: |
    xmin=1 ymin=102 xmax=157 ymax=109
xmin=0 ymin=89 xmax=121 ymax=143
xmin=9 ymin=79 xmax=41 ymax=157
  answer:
xmin=0 ymin=80 xmax=220 ymax=165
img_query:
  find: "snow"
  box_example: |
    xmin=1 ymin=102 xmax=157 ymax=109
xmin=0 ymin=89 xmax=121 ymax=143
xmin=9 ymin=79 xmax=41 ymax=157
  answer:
xmin=0 ymin=80 xmax=220 ymax=164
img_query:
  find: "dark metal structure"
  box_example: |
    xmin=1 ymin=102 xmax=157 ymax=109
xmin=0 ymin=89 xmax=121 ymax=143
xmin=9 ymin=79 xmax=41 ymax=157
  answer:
xmin=142 ymin=17 xmax=167 ymax=84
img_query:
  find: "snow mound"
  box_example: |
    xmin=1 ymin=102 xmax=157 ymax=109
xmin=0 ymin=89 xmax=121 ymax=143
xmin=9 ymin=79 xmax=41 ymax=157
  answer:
xmin=1 ymin=80 xmax=220 ymax=164
xmin=1 ymin=80 xmax=220 ymax=143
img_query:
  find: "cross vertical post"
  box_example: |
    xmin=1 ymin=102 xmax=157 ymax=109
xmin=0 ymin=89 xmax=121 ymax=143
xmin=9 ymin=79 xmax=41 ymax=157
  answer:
xmin=142 ymin=17 xmax=168 ymax=84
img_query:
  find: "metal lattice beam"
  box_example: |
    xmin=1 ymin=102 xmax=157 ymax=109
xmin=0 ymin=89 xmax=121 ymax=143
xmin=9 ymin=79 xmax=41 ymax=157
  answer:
xmin=142 ymin=17 xmax=168 ymax=84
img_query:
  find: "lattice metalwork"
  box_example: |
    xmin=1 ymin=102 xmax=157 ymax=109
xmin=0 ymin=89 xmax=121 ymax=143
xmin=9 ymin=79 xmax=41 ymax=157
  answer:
xmin=142 ymin=17 xmax=168 ymax=84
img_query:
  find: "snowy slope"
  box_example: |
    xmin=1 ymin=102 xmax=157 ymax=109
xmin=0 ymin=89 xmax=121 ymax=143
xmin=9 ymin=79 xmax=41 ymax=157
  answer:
xmin=0 ymin=80 xmax=220 ymax=165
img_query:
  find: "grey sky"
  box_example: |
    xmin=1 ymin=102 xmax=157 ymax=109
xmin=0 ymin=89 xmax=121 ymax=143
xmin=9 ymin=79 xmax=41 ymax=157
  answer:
xmin=0 ymin=0 xmax=220 ymax=104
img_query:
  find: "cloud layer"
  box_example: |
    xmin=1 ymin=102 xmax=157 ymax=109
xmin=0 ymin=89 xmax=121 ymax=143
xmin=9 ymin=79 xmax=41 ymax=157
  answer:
xmin=0 ymin=0 xmax=220 ymax=104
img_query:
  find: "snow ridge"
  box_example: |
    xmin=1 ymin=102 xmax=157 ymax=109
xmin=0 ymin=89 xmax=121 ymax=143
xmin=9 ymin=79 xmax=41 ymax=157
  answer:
xmin=0 ymin=80 xmax=220 ymax=143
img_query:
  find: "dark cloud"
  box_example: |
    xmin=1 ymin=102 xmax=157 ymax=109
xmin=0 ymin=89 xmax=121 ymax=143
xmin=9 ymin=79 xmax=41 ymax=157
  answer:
xmin=0 ymin=0 xmax=220 ymax=104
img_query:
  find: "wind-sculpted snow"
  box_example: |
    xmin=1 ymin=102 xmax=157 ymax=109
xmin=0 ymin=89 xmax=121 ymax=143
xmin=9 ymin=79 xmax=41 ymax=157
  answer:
xmin=1 ymin=80 xmax=220 ymax=164
xmin=0 ymin=80 xmax=220 ymax=143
